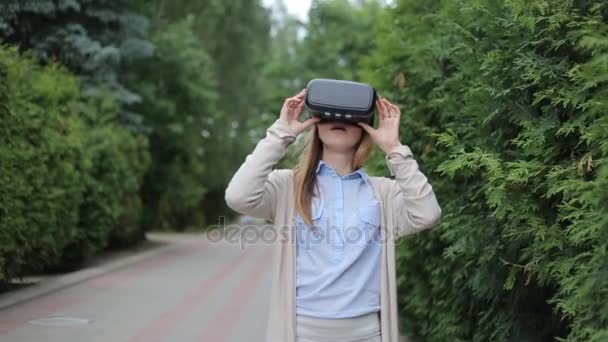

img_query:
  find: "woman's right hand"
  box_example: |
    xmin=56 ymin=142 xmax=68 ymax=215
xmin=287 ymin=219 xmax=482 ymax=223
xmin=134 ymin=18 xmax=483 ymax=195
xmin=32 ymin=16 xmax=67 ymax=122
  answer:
xmin=279 ymin=88 xmax=321 ymax=136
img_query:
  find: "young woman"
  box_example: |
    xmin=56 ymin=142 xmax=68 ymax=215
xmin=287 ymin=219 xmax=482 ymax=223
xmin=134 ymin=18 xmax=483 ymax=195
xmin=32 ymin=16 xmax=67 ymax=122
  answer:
xmin=225 ymin=88 xmax=442 ymax=342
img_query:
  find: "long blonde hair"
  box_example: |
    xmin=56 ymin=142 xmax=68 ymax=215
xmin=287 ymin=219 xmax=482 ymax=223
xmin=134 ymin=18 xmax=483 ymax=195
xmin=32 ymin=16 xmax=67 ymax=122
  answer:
xmin=293 ymin=125 xmax=374 ymax=227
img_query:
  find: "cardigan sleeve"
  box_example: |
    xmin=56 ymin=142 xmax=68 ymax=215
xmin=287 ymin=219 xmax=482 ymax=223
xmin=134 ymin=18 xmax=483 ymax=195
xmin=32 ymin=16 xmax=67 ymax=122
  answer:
xmin=224 ymin=118 xmax=297 ymax=222
xmin=384 ymin=144 xmax=442 ymax=239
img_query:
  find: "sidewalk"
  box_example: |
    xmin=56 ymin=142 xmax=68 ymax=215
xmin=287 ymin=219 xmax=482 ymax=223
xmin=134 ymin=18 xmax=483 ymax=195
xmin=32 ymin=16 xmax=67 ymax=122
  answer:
xmin=0 ymin=232 xmax=176 ymax=311
xmin=0 ymin=230 xmax=414 ymax=342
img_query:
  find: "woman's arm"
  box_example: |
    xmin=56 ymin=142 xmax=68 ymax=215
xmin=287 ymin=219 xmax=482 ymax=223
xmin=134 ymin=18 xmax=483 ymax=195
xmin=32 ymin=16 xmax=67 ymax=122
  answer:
xmin=224 ymin=89 xmax=320 ymax=222
xmin=224 ymin=118 xmax=296 ymax=221
xmin=385 ymin=144 xmax=442 ymax=238
xmin=358 ymin=95 xmax=442 ymax=238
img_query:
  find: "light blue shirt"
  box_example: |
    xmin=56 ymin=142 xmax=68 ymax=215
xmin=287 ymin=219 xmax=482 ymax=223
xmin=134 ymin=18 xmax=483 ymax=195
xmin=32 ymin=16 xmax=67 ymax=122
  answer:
xmin=295 ymin=160 xmax=382 ymax=318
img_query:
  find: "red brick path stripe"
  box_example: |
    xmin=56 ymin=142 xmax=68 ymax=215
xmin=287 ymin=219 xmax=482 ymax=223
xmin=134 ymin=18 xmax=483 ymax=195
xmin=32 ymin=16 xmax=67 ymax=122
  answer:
xmin=127 ymin=246 xmax=261 ymax=342
xmin=194 ymin=247 xmax=273 ymax=342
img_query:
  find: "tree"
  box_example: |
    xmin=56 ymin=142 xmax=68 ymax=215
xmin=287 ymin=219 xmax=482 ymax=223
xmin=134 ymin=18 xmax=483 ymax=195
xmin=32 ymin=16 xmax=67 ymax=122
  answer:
xmin=0 ymin=0 xmax=154 ymax=132
xmin=133 ymin=0 xmax=274 ymax=223
xmin=125 ymin=16 xmax=218 ymax=230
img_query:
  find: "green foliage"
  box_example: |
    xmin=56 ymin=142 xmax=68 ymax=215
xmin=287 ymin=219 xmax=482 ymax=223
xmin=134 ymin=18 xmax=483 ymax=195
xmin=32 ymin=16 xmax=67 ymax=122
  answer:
xmin=65 ymin=108 xmax=150 ymax=260
xmin=2 ymin=0 xmax=276 ymax=231
xmin=142 ymin=0 xmax=272 ymax=124
xmin=0 ymin=46 xmax=85 ymax=280
xmin=364 ymin=0 xmax=608 ymax=340
xmin=125 ymin=16 xmax=216 ymax=230
xmin=0 ymin=45 xmax=149 ymax=283
xmin=300 ymin=0 xmax=382 ymax=81
xmin=2 ymin=1 xmax=605 ymax=339
xmin=132 ymin=0 xmax=274 ymax=225
xmin=269 ymin=0 xmax=384 ymax=167
xmin=0 ymin=0 xmax=154 ymax=132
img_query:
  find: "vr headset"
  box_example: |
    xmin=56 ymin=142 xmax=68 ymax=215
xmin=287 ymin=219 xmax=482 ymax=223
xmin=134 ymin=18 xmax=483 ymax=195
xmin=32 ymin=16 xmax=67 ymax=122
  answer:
xmin=304 ymin=78 xmax=377 ymax=125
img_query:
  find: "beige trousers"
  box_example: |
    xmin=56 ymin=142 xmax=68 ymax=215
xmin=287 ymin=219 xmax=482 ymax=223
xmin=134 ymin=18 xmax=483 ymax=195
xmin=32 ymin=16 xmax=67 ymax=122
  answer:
xmin=295 ymin=312 xmax=381 ymax=342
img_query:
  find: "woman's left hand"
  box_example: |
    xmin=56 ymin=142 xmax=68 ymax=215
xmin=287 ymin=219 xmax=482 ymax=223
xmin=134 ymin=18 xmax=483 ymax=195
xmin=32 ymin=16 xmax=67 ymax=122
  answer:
xmin=358 ymin=95 xmax=402 ymax=154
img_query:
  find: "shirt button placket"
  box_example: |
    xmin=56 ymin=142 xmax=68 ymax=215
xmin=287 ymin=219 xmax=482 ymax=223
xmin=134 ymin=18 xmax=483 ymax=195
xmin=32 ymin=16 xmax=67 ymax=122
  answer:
xmin=333 ymin=175 xmax=344 ymax=262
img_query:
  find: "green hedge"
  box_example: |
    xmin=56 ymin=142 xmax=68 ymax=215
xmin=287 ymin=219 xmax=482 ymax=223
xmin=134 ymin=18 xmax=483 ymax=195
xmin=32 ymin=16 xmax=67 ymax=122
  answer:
xmin=0 ymin=45 xmax=149 ymax=283
xmin=364 ymin=1 xmax=607 ymax=341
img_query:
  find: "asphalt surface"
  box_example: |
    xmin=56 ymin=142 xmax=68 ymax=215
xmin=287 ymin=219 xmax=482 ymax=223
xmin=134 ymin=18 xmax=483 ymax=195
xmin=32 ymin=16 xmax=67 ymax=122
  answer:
xmin=0 ymin=231 xmax=273 ymax=342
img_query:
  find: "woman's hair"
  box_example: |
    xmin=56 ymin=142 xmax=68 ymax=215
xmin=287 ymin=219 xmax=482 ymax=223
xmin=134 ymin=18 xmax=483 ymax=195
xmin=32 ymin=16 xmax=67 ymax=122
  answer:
xmin=293 ymin=126 xmax=374 ymax=227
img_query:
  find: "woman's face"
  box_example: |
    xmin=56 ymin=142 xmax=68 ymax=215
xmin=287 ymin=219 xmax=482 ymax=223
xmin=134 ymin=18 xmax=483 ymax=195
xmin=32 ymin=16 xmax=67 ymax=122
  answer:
xmin=317 ymin=120 xmax=363 ymax=152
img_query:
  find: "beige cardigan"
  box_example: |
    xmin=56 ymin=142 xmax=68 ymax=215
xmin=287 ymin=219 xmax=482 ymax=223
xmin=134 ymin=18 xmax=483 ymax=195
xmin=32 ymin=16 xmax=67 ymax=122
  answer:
xmin=224 ymin=118 xmax=442 ymax=342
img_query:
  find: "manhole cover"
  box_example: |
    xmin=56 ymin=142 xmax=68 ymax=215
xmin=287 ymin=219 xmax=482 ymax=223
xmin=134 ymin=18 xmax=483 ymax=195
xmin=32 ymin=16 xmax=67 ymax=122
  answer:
xmin=28 ymin=315 xmax=92 ymax=327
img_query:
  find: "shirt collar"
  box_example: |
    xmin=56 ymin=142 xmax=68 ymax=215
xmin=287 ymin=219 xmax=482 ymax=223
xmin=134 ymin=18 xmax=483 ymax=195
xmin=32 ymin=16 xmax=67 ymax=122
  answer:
xmin=315 ymin=159 xmax=369 ymax=182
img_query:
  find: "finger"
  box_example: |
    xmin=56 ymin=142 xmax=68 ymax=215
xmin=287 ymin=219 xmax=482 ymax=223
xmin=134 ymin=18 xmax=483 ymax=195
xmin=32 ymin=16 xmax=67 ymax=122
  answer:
xmin=286 ymin=96 xmax=300 ymax=104
xmin=286 ymin=91 xmax=305 ymax=103
xmin=382 ymin=98 xmax=390 ymax=108
xmin=378 ymin=96 xmax=387 ymax=113
xmin=286 ymin=100 xmax=296 ymax=111
xmin=290 ymin=96 xmax=305 ymax=107
xmin=388 ymin=102 xmax=400 ymax=117
xmin=390 ymin=104 xmax=400 ymax=117
xmin=357 ymin=121 xmax=375 ymax=135
xmin=375 ymin=98 xmax=383 ymax=116
xmin=290 ymin=89 xmax=304 ymax=98
xmin=301 ymin=117 xmax=321 ymax=130
xmin=383 ymin=98 xmax=394 ymax=110
xmin=296 ymin=89 xmax=307 ymax=99
xmin=376 ymin=98 xmax=387 ymax=120
xmin=284 ymin=98 xmax=296 ymax=109
xmin=294 ymin=100 xmax=306 ymax=118
xmin=384 ymin=103 xmax=393 ymax=117
xmin=382 ymin=98 xmax=394 ymax=117
xmin=288 ymin=98 xmax=303 ymax=109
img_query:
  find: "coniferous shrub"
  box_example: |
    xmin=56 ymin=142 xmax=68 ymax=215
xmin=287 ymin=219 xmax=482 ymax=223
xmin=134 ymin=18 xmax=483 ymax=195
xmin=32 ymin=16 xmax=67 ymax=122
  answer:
xmin=0 ymin=0 xmax=154 ymax=133
xmin=363 ymin=1 xmax=608 ymax=341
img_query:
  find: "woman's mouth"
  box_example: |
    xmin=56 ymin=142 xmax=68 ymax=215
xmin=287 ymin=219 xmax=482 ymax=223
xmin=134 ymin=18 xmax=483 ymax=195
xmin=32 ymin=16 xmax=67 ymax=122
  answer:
xmin=330 ymin=123 xmax=347 ymax=131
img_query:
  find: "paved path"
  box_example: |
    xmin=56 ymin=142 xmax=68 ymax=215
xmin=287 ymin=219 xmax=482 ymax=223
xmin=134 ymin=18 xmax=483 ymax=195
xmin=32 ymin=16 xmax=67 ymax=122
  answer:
xmin=0 ymin=231 xmax=273 ymax=342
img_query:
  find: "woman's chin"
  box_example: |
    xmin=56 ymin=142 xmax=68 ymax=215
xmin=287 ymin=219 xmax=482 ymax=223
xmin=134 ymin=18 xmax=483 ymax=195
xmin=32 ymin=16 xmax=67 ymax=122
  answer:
xmin=322 ymin=139 xmax=358 ymax=152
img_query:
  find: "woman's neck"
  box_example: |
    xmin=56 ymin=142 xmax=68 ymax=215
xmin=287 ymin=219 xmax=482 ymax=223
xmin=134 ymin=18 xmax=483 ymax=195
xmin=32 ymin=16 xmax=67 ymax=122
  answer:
xmin=321 ymin=148 xmax=355 ymax=177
